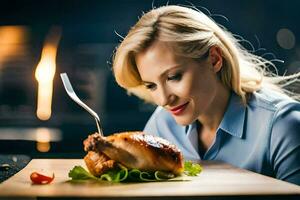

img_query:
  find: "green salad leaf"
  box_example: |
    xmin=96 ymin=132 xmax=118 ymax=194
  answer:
xmin=100 ymin=164 xmax=128 ymax=182
xmin=68 ymin=165 xmax=98 ymax=180
xmin=183 ymin=161 xmax=203 ymax=176
xmin=68 ymin=161 xmax=202 ymax=183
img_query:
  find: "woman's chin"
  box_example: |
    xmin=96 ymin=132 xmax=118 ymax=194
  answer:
xmin=173 ymin=116 xmax=194 ymax=126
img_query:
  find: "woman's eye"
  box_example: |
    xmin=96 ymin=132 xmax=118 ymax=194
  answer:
xmin=167 ymin=73 xmax=182 ymax=81
xmin=144 ymin=84 xmax=156 ymax=91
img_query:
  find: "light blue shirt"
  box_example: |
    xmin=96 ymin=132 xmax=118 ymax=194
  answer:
xmin=144 ymin=89 xmax=300 ymax=185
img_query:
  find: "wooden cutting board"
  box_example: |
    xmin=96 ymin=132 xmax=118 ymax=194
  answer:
xmin=0 ymin=159 xmax=299 ymax=199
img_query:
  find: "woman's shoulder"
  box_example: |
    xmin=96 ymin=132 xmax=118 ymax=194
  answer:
xmin=248 ymin=88 xmax=300 ymax=137
xmin=262 ymin=89 xmax=300 ymax=184
xmin=249 ymin=88 xmax=300 ymax=112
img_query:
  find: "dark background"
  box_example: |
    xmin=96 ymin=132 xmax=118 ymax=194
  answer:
xmin=0 ymin=0 xmax=299 ymax=158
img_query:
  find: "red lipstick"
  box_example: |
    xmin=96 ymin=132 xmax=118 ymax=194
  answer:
xmin=170 ymin=102 xmax=189 ymax=116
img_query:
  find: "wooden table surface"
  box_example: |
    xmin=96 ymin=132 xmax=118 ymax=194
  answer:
xmin=0 ymin=159 xmax=299 ymax=200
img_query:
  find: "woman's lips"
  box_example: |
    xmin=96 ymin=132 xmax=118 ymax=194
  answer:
xmin=170 ymin=102 xmax=189 ymax=116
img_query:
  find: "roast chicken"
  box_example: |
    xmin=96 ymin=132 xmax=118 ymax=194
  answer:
xmin=83 ymin=131 xmax=184 ymax=176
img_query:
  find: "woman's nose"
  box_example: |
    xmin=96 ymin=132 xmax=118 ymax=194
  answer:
xmin=156 ymin=86 xmax=173 ymax=107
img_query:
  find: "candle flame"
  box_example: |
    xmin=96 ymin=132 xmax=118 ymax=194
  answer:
xmin=35 ymin=27 xmax=61 ymax=120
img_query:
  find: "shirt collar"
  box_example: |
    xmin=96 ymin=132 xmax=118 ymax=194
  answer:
xmin=218 ymin=91 xmax=246 ymax=138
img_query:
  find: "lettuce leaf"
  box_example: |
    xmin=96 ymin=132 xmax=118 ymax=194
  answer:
xmin=68 ymin=165 xmax=98 ymax=180
xmin=184 ymin=160 xmax=203 ymax=176
xmin=68 ymin=161 xmax=202 ymax=183
xmin=100 ymin=164 xmax=128 ymax=182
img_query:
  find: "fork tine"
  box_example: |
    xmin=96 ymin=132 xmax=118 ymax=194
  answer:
xmin=60 ymin=73 xmax=104 ymax=136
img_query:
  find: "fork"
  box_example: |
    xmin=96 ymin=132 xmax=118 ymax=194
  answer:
xmin=60 ymin=73 xmax=104 ymax=136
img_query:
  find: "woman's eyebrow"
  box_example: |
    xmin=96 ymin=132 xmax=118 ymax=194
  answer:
xmin=141 ymin=80 xmax=153 ymax=84
xmin=141 ymin=64 xmax=183 ymax=84
xmin=160 ymin=64 xmax=183 ymax=77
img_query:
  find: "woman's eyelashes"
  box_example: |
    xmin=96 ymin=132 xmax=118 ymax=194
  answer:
xmin=143 ymin=72 xmax=183 ymax=91
xmin=167 ymin=72 xmax=182 ymax=81
xmin=144 ymin=83 xmax=157 ymax=91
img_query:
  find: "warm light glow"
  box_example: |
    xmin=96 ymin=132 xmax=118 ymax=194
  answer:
xmin=36 ymin=128 xmax=51 ymax=142
xmin=37 ymin=142 xmax=51 ymax=152
xmin=36 ymin=128 xmax=52 ymax=152
xmin=35 ymin=27 xmax=61 ymax=120
xmin=0 ymin=26 xmax=27 ymax=66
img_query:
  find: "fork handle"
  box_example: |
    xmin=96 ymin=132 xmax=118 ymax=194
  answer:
xmin=95 ymin=118 xmax=104 ymax=136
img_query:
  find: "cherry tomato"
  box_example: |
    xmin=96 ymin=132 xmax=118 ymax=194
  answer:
xmin=30 ymin=172 xmax=55 ymax=184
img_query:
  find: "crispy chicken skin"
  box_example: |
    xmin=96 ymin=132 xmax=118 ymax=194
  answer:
xmin=84 ymin=151 xmax=115 ymax=176
xmin=84 ymin=132 xmax=184 ymax=175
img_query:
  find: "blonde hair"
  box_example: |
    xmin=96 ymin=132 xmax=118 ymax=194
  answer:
xmin=112 ymin=5 xmax=300 ymax=104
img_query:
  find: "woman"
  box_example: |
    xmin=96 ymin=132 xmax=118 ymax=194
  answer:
xmin=112 ymin=5 xmax=300 ymax=185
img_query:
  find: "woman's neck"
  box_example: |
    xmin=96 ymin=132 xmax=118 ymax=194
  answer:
xmin=197 ymin=85 xmax=230 ymax=132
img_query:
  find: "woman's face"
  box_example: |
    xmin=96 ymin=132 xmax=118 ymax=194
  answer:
xmin=135 ymin=41 xmax=223 ymax=126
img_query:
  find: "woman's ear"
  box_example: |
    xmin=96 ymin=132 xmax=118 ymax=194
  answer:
xmin=209 ymin=46 xmax=223 ymax=73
